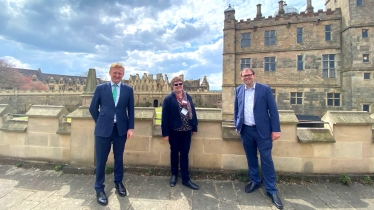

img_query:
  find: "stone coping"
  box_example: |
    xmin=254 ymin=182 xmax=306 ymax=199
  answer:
xmin=279 ymin=110 xmax=299 ymax=124
xmin=322 ymin=111 xmax=374 ymax=125
xmin=56 ymin=122 xmax=71 ymax=135
xmin=0 ymin=120 xmax=27 ymax=132
xmin=0 ymin=104 xmax=14 ymax=116
xmin=196 ymin=108 xmax=222 ymax=121
xmin=297 ymin=128 xmax=335 ymax=143
xmin=26 ymin=105 xmax=69 ymax=118
xmin=67 ymin=106 xmax=92 ymax=119
xmin=135 ymin=107 xmax=154 ymax=120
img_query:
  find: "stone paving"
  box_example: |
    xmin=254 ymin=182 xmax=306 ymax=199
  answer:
xmin=0 ymin=165 xmax=374 ymax=209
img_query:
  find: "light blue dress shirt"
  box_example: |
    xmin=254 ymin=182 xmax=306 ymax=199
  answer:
xmin=243 ymin=83 xmax=256 ymax=126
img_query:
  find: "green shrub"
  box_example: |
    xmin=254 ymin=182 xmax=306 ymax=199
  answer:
xmin=361 ymin=175 xmax=373 ymax=185
xmin=339 ymin=174 xmax=352 ymax=186
xmin=54 ymin=164 xmax=63 ymax=171
xmin=236 ymin=169 xmax=249 ymax=182
xmin=15 ymin=161 xmax=22 ymax=167
xmin=105 ymin=165 xmax=114 ymax=174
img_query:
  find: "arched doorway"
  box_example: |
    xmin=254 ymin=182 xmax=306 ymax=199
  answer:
xmin=153 ymin=99 xmax=158 ymax=107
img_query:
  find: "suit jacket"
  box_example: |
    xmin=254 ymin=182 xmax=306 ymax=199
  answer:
xmin=89 ymin=82 xmax=135 ymax=137
xmin=161 ymin=91 xmax=198 ymax=137
xmin=234 ymin=83 xmax=280 ymax=139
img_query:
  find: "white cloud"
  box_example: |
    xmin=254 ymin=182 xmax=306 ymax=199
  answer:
xmin=1 ymin=56 xmax=30 ymax=68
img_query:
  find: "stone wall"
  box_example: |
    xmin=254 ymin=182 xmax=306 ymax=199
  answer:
xmin=0 ymin=90 xmax=222 ymax=113
xmin=0 ymin=104 xmax=373 ymax=174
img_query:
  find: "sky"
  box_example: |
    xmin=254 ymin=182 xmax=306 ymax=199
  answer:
xmin=0 ymin=0 xmax=325 ymax=90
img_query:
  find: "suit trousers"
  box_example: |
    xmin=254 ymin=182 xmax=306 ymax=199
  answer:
xmin=240 ymin=125 xmax=278 ymax=194
xmin=94 ymin=124 xmax=127 ymax=192
xmin=168 ymin=129 xmax=192 ymax=182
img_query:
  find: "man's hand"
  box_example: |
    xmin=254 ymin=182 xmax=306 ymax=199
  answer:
xmin=127 ymin=129 xmax=133 ymax=139
xmin=271 ymin=132 xmax=281 ymax=141
xmin=192 ymin=132 xmax=197 ymax=135
xmin=162 ymin=136 xmax=169 ymax=141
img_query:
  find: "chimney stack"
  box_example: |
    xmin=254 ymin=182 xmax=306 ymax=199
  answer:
xmin=256 ymin=4 xmax=262 ymax=18
xmin=278 ymin=1 xmax=285 ymax=15
xmin=306 ymin=0 xmax=314 ymax=13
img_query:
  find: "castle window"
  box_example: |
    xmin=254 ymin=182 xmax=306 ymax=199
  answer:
xmin=59 ymin=86 xmax=64 ymax=90
xmin=264 ymin=30 xmax=276 ymax=45
xmin=327 ymin=93 xmax=340 ymax=106
xmin=76 ymin=87 xmax=80 ymax=90
xmin=49 ymin=86 xmax=54 ymax=91
xmin=364 ymin=73 xmax=371 ymax=79
xmin=32 ymin=78 xmax=37 ymax=81
xmin=325 ymin=25 xmax=331 ymax=41
xmin=240 ymin=58 xmax=251 ymax=70
xmin=228 ymin=15 xmax=231 ymax=21
xmin=241 ymin=33 xmax=251 ymax=48
xmin=363 ymin=104 xmax=370 ymax=112
xmin=290 ymin=92 xmax=303 ymax=105
xmin=297 ymin=55 xmax=304 ymax=71
xmin=297 ymin=28 xmax=303 ymax=43
xmin=363 ymin=54 xmax=369 ymax=62
xmin=271 ymin=89 xmax=276 ymax=100
xmin=322 ymin=54 xmax=336 ymax=78
xmin=357 ymin=0 xmax=363 ymax=6
xmin=264 ymin=57 xmax=276 ymax=71
xmin=362 ymin=29 xmax=368 ymax=38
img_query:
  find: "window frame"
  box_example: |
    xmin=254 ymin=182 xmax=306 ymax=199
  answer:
xmin=271 ymin=88 xmax=276 ymax=101
xmin=364 ymin=73 xmax=371 ymax=79
xmin=241 ymin=33 xmax=251 ymax=48
xmin=297 ymin=27 xmax=303 ymax=43
xmin=325 ymin=25 xmax=331 ymax=41
xmin=264 ymin=30 xmax=276 ymax=45
xmin=363 ymin=54 xmax=370 ymax=63
xmin=297 ymin=55 xmax=304 ymax=71
xmin=322 ymin=54 xmax=336 ymax=78
xmin=290 ymin=92 xmax=303 ymax=105
xmin=363 ymin=104 xmax=370 ymax=112
xmin=357 ymin=0 xmax=363 ymax=6
xmin=362 ymin=29 xmax=368 ymax=38
xmin=264 ymin=57 xmax=276 ymax=71
xmin=327 ymin=93 xmax=341 ymax=107
xmin=240 ymin=58 xmax=251 ymax=70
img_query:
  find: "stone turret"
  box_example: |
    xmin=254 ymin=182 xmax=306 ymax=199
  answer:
xmin=82 ymin=68 xmax=97 ymax=107
xmin=306 ymin=0 xmax=314 ymax=13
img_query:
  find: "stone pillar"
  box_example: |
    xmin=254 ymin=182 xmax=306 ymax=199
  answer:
xmin=222 ymin=5 xmax=237 ymax=121
xmin=256 ymin=4 xmax=262 ymax=18
xmin=68 ymin=68 xmax=98 ymax=166
xmin=0 ymin=104 xmax=14 ymax=128
xmin=306 ymin=0 xmax=314 ymax=13
xmin=278 ymin=1 xmax=285 ymax=15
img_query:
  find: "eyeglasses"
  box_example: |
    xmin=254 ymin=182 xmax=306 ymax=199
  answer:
xmin=241 ymin=74 xmax=254 ymax=78
xmin=174 ymin=83 xmax=183 ymax=86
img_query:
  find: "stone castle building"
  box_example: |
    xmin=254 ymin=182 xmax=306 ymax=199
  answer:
xmin=222 ymin=0 xmax=374 ymax=120
xmin=0 ymin=68 xmax=218 ymax=112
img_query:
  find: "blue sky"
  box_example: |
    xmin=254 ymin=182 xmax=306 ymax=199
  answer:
xmin=0 ymin=0 xmax=325 ymax=90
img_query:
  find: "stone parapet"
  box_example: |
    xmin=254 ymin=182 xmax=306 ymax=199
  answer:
xmin=26 ymin=105 xmax=69 ymax=118
xmin=0 ymin=120 xmax=27 ymax=133
xmin=297 ymin=128 xmax=335 ymax=143
xmin=135 ymin=107 xmax=154 ymax=120
xmin=322 ymin=111 xmax=374 ymax=131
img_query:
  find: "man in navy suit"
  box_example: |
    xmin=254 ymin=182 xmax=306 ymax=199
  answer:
xmin=234 ymin=68 xmax=283 ymax=209
xmin=89 ymin=63 xmax=134 ymax=206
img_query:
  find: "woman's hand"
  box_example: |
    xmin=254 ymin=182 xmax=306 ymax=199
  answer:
xmin=162 ymin=136 xmax=169 ymax=141
xmin=192 ymin=132 xmax=197 ymax=135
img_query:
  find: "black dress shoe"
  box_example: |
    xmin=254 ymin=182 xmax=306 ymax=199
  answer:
xmin=96 ymin=191 xmax=108 ymax=206
xmin=182 ymin=180 xmax=199 ymax=190
xmin=266 ymin=192 xmax=283 ymax=209
xmin=115 ymin=183 xmax=127 ymax=197
xmin=170 ymin=175 xmax=177 ymax=187
xmin=245 ymin=182 xmax=261 ymax=193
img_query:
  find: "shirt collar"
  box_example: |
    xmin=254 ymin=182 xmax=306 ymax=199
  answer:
xmin=244 ymin=82 xmax=256 ymax=90
xmin=111 ymin=81 xmax=120 ymax=87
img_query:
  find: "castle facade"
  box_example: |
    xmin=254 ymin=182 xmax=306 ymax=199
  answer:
xmin=222 ymin=0 xmax=374 ymax=120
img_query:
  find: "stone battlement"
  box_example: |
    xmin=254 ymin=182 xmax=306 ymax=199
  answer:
xmin=233 ymin=8 xmax=342 ymax=30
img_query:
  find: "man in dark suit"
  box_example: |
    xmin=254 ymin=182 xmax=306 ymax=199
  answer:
xmin=234 ymin=68 xmax=283 ymax=209
xmin=89 ymin=63 xmax=134 ymax=206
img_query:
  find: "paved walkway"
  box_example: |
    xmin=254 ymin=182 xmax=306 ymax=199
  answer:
xmin=0 ymin=165 xmax=374 ymax=210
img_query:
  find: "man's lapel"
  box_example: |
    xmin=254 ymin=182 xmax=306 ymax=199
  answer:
xmin=254 ymin=83 xmax=260 ymax=107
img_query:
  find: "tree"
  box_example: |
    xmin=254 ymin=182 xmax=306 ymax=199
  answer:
xmin=0 ymin=59 xmax=48 ymax=91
